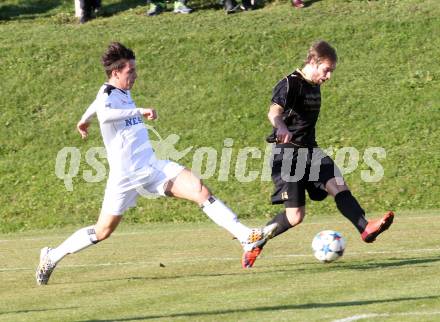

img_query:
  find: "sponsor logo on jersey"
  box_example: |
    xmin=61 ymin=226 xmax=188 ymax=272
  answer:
xmin=125 ymin=116 xmax=143 ymax=127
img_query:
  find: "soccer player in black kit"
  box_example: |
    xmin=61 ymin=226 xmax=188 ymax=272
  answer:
xmin=242 ymin=40 xmax=394 ymax=268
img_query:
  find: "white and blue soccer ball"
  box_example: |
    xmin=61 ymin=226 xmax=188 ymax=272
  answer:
xmin=312 ymin=230 xmax=346 ymax=263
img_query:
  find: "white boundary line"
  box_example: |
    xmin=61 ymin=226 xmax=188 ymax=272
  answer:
xmin=2 ymin=246 xmax=440 ymax=272
xmin=333 ymin=311 xmax=440 ymax=322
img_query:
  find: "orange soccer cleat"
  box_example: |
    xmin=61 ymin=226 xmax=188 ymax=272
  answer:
xmin=242 ymin=247 xmax=263 ymax=269
xmin=361 ymin=211 xmax=394 ymax=243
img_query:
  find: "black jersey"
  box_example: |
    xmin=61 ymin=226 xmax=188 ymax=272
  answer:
xmin=267 ymin=69 xmax=321 ymax=147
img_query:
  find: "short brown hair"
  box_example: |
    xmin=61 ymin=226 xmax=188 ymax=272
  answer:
xmin=305 ymin=40 xmax=337 ymax=65
xmin=101 ymin=42 xmax=136 ymax=77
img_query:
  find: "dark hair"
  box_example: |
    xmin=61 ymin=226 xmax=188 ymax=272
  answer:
xmin=101 ymin=42 xmax=136 ymax=78
xmin=305 ymin=40 xmax=337 ymax=65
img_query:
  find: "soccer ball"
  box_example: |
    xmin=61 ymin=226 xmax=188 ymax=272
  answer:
xmin=311 ymin=230 xmax=346 ymax=263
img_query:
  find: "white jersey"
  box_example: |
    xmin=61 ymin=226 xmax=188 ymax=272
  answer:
xmin=80 ymin=84 xmax=157 ymax=192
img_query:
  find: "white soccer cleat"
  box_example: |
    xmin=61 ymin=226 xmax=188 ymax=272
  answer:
xmin=241 ymin=223 xmax=278 ymax=252
xmin=35 ymin=247 xmax=57 ymax=285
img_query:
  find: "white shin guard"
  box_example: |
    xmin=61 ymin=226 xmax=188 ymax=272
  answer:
xmin=201 ymin=196 xmax=250 ymax=242
xmin=49 ymin=225 xmax=98 ymax=264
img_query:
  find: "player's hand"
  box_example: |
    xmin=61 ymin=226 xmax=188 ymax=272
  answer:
xmin=140 ymin=108 xmax=157 ymax=121
xmin=276 ymin=127 xmax=293 ymax=143
xmin=77 ymin=120 xmax=90 ymax=139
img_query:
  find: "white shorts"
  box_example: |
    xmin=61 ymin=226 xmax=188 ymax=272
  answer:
xmin=101 ymin=160 xmax=184 ymax=216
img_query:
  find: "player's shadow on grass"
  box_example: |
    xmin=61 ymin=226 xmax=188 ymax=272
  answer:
xmin=79 ymin=295 xmax=438 ymax=321
xmin=94 ymin=0 xmax=146 ymax=18
xmin=60 ymin=256 xmax=440 ymax=286
xmin=55 ymin=255 xmax=440 ymax=286
xmin=303 ymin=0 xmax=322 ymax=8
xmin=56 ymin=269 xmax=268 ymax=285
xmin=339 ymin=256 xmax=440 ymax=270
xmin=0 ymin=0 xmax=62 ymax=20
xmin=57 ymin=264 xmax=328 ymax=285
xmin=0 ymin=307 xmax=79 ymax=316
xmin=267 ymin=255 xmax=440 ymax=272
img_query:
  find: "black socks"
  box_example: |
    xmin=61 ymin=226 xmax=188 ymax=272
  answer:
xmin=334 ymin=190 xmax=368 ymax=233
xmin=261 ymin=190 xmax=367 ymax=249
xmin=266 ymin=211 xmax=293 ymax=239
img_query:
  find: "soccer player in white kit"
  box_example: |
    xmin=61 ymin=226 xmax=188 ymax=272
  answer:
xmin=35 ymin=42 xmax=276 ymax=285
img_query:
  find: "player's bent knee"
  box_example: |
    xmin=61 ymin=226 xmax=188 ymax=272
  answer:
xmin=325 ymin=178 xmax=349 ymax=197
xmin=291 ymin=215 xmax=304 ymax=225
xmin=286 ymin=209 xmax=305 ymax=226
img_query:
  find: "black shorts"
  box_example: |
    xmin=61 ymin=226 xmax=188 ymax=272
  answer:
xmin=270 ymin=144 xmax=342 ymax=207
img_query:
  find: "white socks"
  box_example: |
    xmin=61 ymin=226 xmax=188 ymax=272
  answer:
xmin=48 ymin=225 xmax=98 ymax=264
xmin=201 ymin=196 xmax=251 ymax=242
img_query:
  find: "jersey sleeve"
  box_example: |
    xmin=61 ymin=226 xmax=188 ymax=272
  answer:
xmin=80 ymin=101 xmax=97 ymax=123
xmin=96 ymin=93 xmax=142 ymax=124
xmin=271 ymin=77 xmax=288 ymax=109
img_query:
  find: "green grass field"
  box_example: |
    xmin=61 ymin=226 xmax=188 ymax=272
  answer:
xmin=1 ymin=211 xmax=440 ymax=321
xmin=1 ymin=1 xmax=439 ymax=320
